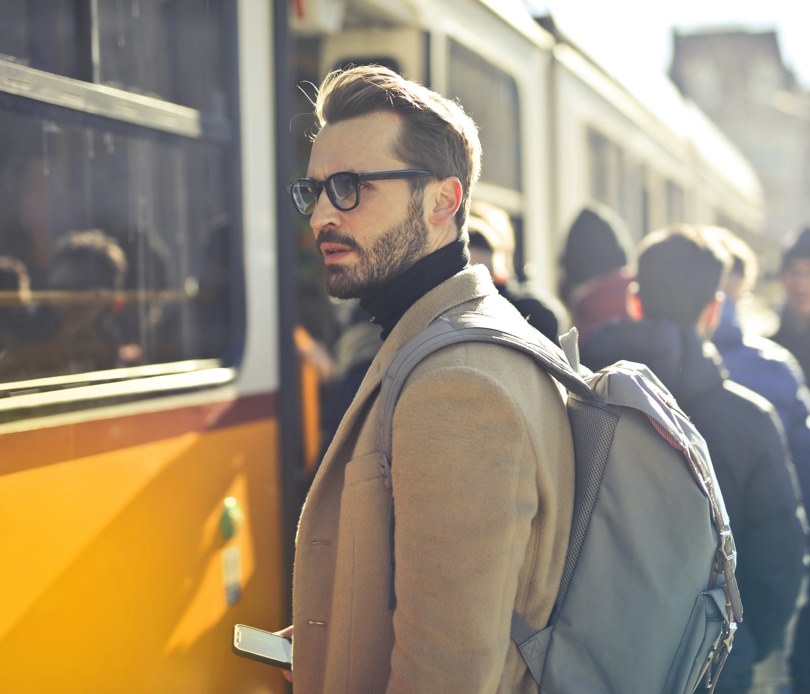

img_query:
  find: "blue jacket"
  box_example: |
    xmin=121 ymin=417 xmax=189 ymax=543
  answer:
xmin=715 ymin=301 xmax=810 ymax=689
xmin=714 ymin=300 xmax=810 ymax=506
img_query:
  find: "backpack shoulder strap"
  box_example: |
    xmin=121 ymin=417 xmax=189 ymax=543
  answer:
xmin=377 ymin=313 xmax=592 ymax=463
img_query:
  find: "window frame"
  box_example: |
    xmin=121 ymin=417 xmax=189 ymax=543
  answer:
xmin=0 ymin=2 xmax=244 ymax=414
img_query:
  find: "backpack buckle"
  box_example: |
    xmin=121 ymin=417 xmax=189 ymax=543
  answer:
xmin=719 ymin=528 xmax=737 ymax=566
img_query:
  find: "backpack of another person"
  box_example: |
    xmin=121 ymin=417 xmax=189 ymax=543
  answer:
xmin=378 ymin=311 xmax=743 ymax=694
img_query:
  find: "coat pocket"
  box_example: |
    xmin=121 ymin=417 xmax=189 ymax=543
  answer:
xmin=332 ymin=451 xmax=395 ymax=687
xmin=338 ymin=451 xmax=393 ymax=604
xmin=662 ymin=587 xmax=727 ymax=694
xmin=344 ymin=450 xmax=389 ymax=487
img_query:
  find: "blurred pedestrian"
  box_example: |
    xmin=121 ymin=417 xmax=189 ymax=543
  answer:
xmin=581 ymin=224 xmax=806 ymax=694
xmin=708 ymin=226 xmax=810 ymax=692
xmin=772 ymin=226 xmax=810 ymax=382
xmin=318 ymin=299 xmax=380 ymax=459
xmin=557 ymin=202 xmax=634 ymax=343
xmin=710 ymin=227 xmax=810 ymax=505
xmin=0 ymin=255 xmax=37 ymax=354
xmin=468 ymin=200 xmax=566 ymax=342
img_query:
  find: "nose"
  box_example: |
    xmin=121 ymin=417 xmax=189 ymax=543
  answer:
xmin=309 ymin=188 xmax=341 ymax=235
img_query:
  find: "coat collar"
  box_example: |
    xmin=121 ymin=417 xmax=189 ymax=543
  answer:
xmin=319 ymin=265 xmax=497 ymax=464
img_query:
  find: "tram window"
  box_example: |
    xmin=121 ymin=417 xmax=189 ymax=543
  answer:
xmin=0 ymin=107 xmax=236 ymax=383
xmin=0 ymin=1 xmax=78 ymax=78
xmin=0 ymin=1 xmax=227 ymax=114
xmin=447 ymin=40 xmax=521 ymax=192
xmin=97 ymin=0 xmax=227 ymax=113
xmin=587 ymin=128 xmax=625 ymax=212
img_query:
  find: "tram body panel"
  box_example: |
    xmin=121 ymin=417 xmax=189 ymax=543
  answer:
xmin=0 ymin=393 xmax=285 ymax=693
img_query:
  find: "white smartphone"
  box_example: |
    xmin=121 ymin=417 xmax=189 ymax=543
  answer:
xmin=232 ymin=624 xmax=292 ymax=669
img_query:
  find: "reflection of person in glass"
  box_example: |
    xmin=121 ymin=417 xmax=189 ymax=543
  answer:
xmin=43 ymin=228 xmax=128 ymax=374
xmin=195 ymin=217 xmax=232 ymax=358
xmin=154 ymin=216 xmax=234 ymax=362
xmin=0 ymin=255 xmax=37 ymax=355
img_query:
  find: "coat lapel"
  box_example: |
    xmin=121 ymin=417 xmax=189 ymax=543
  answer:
xmin=313 ymin=266 xmax=497 ymax=480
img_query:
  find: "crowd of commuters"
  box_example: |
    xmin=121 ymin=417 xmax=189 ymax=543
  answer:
xmin=579 ymin=225 xmax=806 ymax=693
xmin=284 ymin=64 xmax=808 ymax=693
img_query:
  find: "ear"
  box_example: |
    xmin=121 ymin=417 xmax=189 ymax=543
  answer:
xmin=694 ymin=293 xmax=724 ymax=338
xmin=703 ymin=293 xmax=724 ymax=332
xmin=428 ymin=176 xmax=463 ymax=226
xmin=627 ymin=282 xmax=643 ymax=320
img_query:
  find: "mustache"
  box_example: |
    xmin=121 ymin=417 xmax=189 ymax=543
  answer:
xmin=316 ymin=230 xmax=359 ymax=252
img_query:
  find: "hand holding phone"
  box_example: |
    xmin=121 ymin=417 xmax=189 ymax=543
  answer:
xmin=232 ymin=624 xmax=292 ymax=669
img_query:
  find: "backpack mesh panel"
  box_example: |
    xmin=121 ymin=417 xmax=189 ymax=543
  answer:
xmin=554 ymin=397 xmax=620 ymax=612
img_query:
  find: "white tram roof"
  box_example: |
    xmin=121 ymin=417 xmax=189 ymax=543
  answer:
xmin=524 ymin=4 xmax=763 ymax=204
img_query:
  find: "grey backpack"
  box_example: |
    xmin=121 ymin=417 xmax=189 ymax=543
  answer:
xmin=378 ymin=312 xmax=743 ymax=694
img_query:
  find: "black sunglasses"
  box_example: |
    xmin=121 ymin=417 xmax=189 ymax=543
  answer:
xmin=287 ymin=169 xmax=431 ymax=216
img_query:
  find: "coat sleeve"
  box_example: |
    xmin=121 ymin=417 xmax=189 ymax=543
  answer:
xmin=384 ymin=360 xmax=542 ymax=693
xmin=783 ymin=376 xmax=810 ymax=510
xmin=735 ymin=405 xmax=807 ymax=662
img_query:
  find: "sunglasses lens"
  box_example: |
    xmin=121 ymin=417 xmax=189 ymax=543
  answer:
xmin=327 ymin=173 xmax=359 ymax=211
xmin=291 ymin=180 xmax=317 ymax=215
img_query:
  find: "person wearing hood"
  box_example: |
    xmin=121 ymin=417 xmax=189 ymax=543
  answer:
xmin=581 ymin=224 xmax=806 ymax=693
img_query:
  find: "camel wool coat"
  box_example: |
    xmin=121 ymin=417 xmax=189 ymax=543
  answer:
xmin=291 ymin=266 xmax=575 ymax=693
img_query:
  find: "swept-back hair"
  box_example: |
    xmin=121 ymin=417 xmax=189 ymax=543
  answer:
xmin=314 ymin=65 xmax=481 ymax=233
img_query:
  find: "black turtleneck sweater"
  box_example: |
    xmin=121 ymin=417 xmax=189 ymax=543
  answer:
xmin=360 ymin=239 xmax=469 ymax=340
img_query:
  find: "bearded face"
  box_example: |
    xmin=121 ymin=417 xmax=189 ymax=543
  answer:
xmin=318 ymin=193 xmax=429 ymax=299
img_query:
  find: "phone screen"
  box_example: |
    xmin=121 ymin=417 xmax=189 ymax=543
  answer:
xmin=232 ymin=624 xmax=292 ymax=669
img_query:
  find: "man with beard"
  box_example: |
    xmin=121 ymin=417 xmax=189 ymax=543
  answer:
xmin=280 ymin=66 xmax=575 ymax=693
xmin=581 ymin=225 xmax=806 ymax=693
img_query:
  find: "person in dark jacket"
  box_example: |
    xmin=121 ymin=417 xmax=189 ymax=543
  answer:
xmin=772 ymin=226 xmax=810 ymax=382
xmin=581 ymin=224 xmax=806 ymax=693
xmin=711 ymin=227 xmax=810 ymax=507
xmin=708 ymin=226 xmax=810 ymax=692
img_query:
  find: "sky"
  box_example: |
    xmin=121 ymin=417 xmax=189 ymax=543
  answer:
xmin=531 ymin=0 xmax=810 ymax=88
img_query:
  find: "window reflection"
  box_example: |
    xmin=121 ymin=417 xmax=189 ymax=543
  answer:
xmin=97 ymin=0 xmax=227 ymax=112
xmin=0 ymin=96 xmax=235 ymax=383
xmin=0 ymin=1 xmax=237 ymax=385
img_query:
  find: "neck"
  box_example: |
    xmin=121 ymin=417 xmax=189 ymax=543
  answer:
xmin=360 ymin=239 xmax=469 ymax=340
